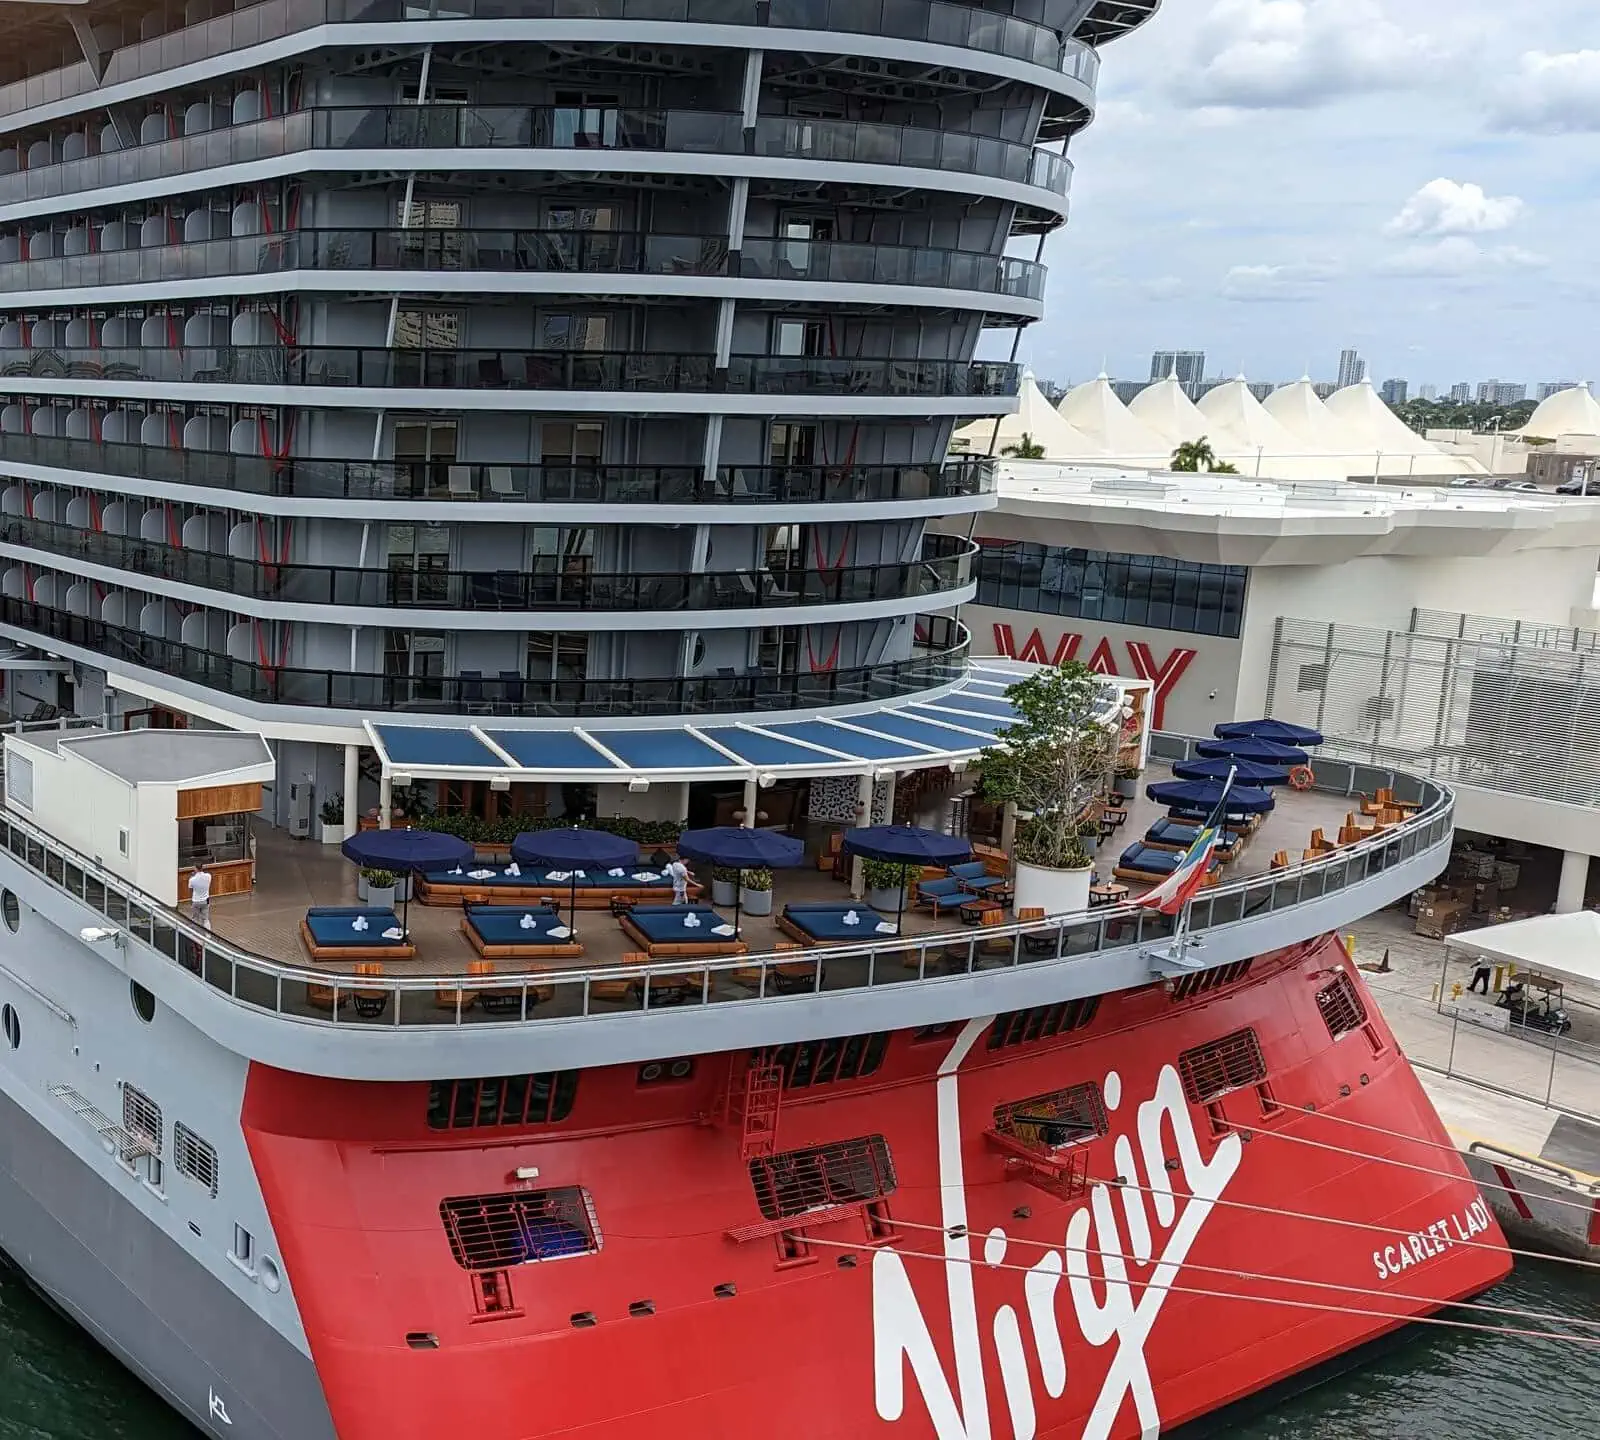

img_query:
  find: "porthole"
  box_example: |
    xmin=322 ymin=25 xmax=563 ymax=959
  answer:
xmin=1 ymin=890 xmax=18 ymax=932
xmin=2 ymin=1004 xmax=18 ymax=1049
xmin=130 ymin=981 xmax=156 ymax=1023
xmin=260 ymin=1256 xmax=282 ymax=1293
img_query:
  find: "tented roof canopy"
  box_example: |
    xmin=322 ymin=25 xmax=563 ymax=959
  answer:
xmin=1127 ymin=375 xmax=1209 ymax=449
xmin=1262 ymin=377 xmax=1349 ymax=454
xmin=1058 ymin=373 xmax=1168 ymax=457
xmin=1521 ymin=385 xmax=1600 ymax=441
xmin=953 ymin=373 xmax=1103 ymax=460
xmin=1447 ymin=911 xmax=1600 ymax=989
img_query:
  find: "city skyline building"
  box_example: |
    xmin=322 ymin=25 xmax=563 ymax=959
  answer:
xmin=1380 ymin=379 xmax=1409 ymax=406
xmin=1337 ymin=348 xmax=1367 ymax=390
xmin=1478 ymin=380 xmax=1529 ymax=406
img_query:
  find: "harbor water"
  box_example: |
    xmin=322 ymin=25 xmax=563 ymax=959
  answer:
xmin=0 ymin=1256 xmax=1593 ymax=1438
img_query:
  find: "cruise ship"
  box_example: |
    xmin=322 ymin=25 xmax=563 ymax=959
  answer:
xmin=0 ymin=0 xmax=1509 ymax=1437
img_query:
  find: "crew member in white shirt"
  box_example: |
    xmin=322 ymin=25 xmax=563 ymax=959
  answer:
xmin=188 ymin=864 xmax=213 ymax=930
xmin=665 ymin=857 xmax=690 ymax=905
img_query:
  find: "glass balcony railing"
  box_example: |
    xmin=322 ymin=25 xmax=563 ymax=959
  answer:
xmin=0 ymin=515 xmax=975 ymax=613
xmin=0 ymin=226 xmax=1047 ymax=301
xmin=0 ymin=346 xmax=1019 ymax=398
xmin=0 ymin=597 xmax=972 ymax=716
xmin=0 ymin=433 xmax=996 ymax=506
xmin=0 ymin=0 xmax=1096 ymax=121
xmin=0 ymin=743 xmax=1451 ymax=1034
xmin=0 ymin=105 xmax=1071 ymax=207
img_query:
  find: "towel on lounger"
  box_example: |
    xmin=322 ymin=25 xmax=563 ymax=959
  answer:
xmin=382 ymin=926 xmax=404 ymax=940
xmin=548 ymin=925 xmax=571 ymax=939
xmin=632 ymin=872 xmax=660 ymax=882
xmin=468 ymin=869 xmax=495 ymax=880
xmin=505 ymin=863 xmax=521 ymax=877
xmin=519 ymin=913 xmax=537 ymax=930
xmin=711 ymin=924 xmax=735 ymax=937
xmin=351 ymin=915 xmax=369 ymax=932
xmin=682 ymin=913 xmax=701 ymax=929
xmin=546 ymin=871 xmax=572 ymax=882
xmin=843 ymin=910 xmax=860 ymax=926
xmin=608 ymin=868 xmax=626 ymax=877
xmin=875 ymin=922 xmax=896 ymax=934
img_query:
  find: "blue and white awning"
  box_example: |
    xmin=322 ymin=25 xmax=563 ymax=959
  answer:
xmin=364 ymin=661 xmax=1040 ymax=783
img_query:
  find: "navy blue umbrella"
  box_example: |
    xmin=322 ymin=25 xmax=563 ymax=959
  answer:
xmin=1214 ymin=718 xmax=1324 ymax=746
xmin=1173 ymin=757 xmax=1291 ymax=786
xmin=1145 ymin=779 xmax=1276 ymax=815
xmin=341 ymin=828 xmax=474 ymax=933
xmin=512 ymin=828 xmax=639 ymax=937
xmin=1196 ymin=736 xmax=1310 ymax=765
xmin=676 ymin=826 xmax=806 ymax=936
xmin=842 ymin=825 xmax=973 ymax=931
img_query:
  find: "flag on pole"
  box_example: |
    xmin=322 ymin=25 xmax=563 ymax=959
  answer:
xmin=1136 ymin=767 xmax=1235 ymax=916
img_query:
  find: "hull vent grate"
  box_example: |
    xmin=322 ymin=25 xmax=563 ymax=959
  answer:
xmin=50 ymin=1084 xmax=152 ymax=1159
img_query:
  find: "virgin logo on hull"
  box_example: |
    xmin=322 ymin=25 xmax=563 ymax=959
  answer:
xmin=873 ymin=1019 xmax=1241 ymax=1440
xmin=989 ymin=627 xmax=1196 ymax=731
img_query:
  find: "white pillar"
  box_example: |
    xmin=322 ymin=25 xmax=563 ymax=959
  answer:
xmin=850 ymin=771 xmax=873 ymax=897
xmin=1557 ymin=849 xmax=1590 ymax=914
xmin=675 ymin=782 xmax=691 ymax=823
xmin=342 ymin=743 xmax=360 ymax=841
xmin=741 ymin=776 xmax=758 ymax=827
xmin=378 ymin=772 xmax=393 ymax=830
xmin=880 ymin=769 xmax=898 ymax=825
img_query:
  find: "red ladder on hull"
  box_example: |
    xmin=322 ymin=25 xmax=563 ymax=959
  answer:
xmin=718 ymin=1059 xmax=784 ymax=1160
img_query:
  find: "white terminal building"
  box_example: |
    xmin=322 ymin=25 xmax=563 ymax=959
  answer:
xmin=945 ymin=461 xmax=1600 ymax=911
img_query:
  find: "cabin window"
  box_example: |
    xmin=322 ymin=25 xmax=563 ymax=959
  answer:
xmin=427 ymin=1073 xmax=578 ymax=1130
xmin=757 ymin=1033 xmax=887 ymax=1088
xmin=1169 ymin=960 xmax=1252 ymax=1002
xmin=748 ymin=1136 xmax=896 ymax=1221
xmin=987 ymin=999 xmax=1098 ymax=1050
xmin=441 ymin=1187 xmax=601 ymax=1270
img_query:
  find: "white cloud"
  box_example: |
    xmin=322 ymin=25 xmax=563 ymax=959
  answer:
xmin=1379 ymin=238 xmax=1548 ymax=277
xmin=1385 ymin=179 xmax=1524 ymax=238
xmin=1489 ymin=50 xmax=1600 ymax=133
xmin=1176 ymin=0 xmax=1438 ymax=110
xmin=1219 ymin=261 xmax=1338 ymax=302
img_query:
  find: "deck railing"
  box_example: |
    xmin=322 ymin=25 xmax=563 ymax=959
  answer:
xmin=0 ymin=739 xmax=1453 ymax=1031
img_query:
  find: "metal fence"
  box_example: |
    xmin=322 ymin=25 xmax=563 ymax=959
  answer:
xmin=1266 ymin=615 xmax=1600 ymax=808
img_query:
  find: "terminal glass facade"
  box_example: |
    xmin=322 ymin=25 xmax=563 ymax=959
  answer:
xmin=975 ymin=541 xmax=1248 ymax=638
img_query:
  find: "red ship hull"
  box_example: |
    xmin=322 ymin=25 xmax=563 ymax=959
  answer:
xmin=241 ymin=933 xmax=1509 ymax=1439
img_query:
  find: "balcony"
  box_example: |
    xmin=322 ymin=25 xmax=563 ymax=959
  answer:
xmin=0 ymin=516 xmax=975 ymax=615
xmin=0 ymin=597 xmax=971 ymax=715
xmin=0 ymin=346 xmax=1020 ymax=399
xmin=0 ymin=433 xmax=995 ymax=507
xmin=0 ymin=227 xmax=1048 ymax=303
xmin=0 ymin=105 xmax=1073 ymax=210
xmin=0 ymin=0 xmax=1097 ymax=123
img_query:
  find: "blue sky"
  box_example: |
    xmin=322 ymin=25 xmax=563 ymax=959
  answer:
xmin=1009 ymin=0 xmax=1600 ymax=391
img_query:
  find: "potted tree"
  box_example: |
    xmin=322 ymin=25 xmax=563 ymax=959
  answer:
xmin=980 ymin=661 xmax=1114 ymax=916
xmin=1078 ymin=816 xmax=1103 ymax=856
xmin=1112 ymin=765 xmax=1140 ymax=800
xmin=358 ymin=868 xmax=397 ymax=909
xmin=738 ymin=867 xmax=774 ymax=916
xmin=710 ymin=865 xmax=739 ymax=906
xmin=864 ymin=858 xmax=917 ymax=913
xmin=317 ymin=794 xmax=345 ymax=844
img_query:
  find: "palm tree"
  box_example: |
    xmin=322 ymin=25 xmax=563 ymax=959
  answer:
xmin=1001 ymin=432 xmax=1047 ymax=459
xmin=1170 ymin=437 xmax=1239 ymax=474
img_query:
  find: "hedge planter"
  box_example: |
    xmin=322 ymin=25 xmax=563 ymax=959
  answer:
xmin=1013 ymin=860 xmax=1093 ymax=917
xmin=868 ymin=885 xmax=907 ymax=913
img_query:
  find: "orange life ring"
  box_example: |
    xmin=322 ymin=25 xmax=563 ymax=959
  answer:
xmin=1288 ymin=765 xmax=1315 ymax=791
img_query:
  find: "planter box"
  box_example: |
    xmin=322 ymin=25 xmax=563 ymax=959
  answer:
xmin=711 ymin=878 xmax=737 ymax=906
xmin=868 ymin=885 xmax=907 ymax=913
xmin=740 ymin=886 xmax=773 ymax=916
xmin=1013 ymin=860 xmax=1092 ymax=917
xmin=364 ymin=885 xmax=397 ymax=911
